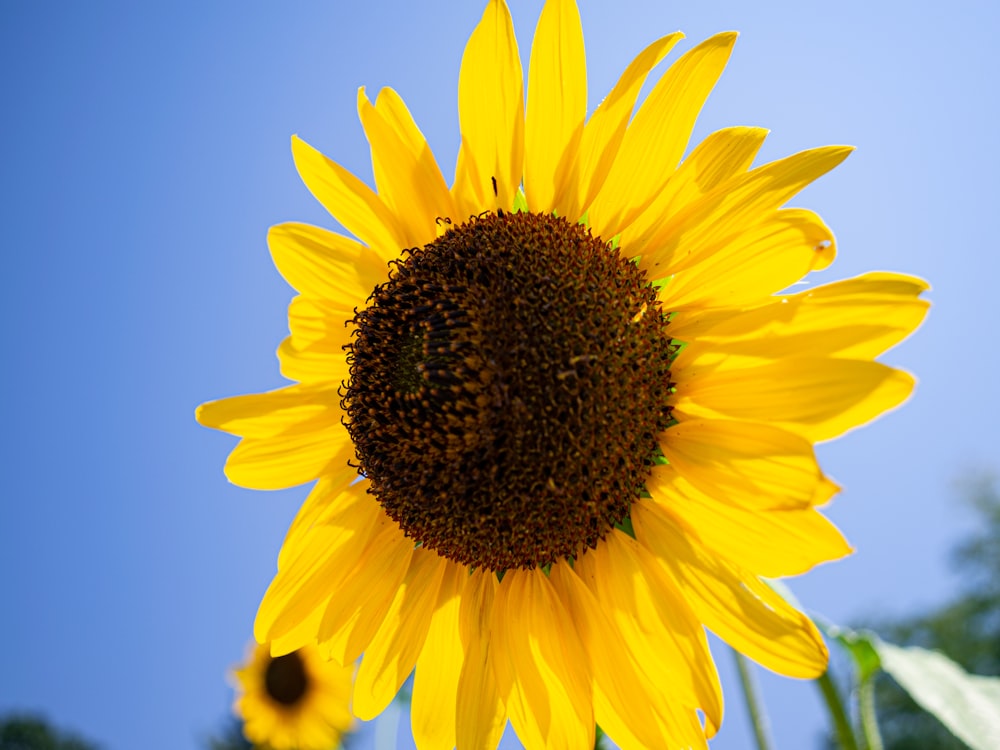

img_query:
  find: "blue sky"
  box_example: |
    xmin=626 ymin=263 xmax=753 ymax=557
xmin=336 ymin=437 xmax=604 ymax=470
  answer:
xmin=1 ymin=1 xmax=997 ymax=748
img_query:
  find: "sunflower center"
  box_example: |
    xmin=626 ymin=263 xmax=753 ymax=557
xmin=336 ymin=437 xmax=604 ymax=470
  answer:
xmin=264 ymin=652 xmax=309 ymax=706
xmin=345 ymin=211 xmax=675 ymax=571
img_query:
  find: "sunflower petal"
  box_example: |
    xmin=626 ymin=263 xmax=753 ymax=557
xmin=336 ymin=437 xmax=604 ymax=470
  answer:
xmin=659 ymin=208 xmax=837 ymax=308
xmin=256 ymin=492 xmax=381 ymax=643
xmin=673 ymin=357 xmax=916 ymax=442
xmin=564 ymin=32 xmax=684 ymax=219
xmin=550 ymin=562 xmax=708 ymax=749
xmin=524 ymin=0 xmax=586 ymax=214
xmin=648 ymin=466 xmax=852 ymax=576
xmin=283 ymin=295 xmax=353 ymax=349
xmin=634 ymin=500 xmax=829 ymax=678
xmin=196 ymin=385 xmax=335 ymax=439
xmin=411 ymin=563 xmax=465 ymax=750
xmin=493 ymin=568 xmax=594 ymax=749
xmin=659 ymin=419 xmax=832 ymax=510
xmin=277 ymin=451 xmax=361 ymax=568
xmin=358 ymin=87 xmax=456 ymax=246
xmin=588 ymin=32 xmax=737 ymax=239
xmin=224 ymin=415 xmax=350 ymax=490
xmin=268 ymin=222 xmax=386 ymax=301
xmin=353 ymin=550 xmax=447 ymax=720
xmin=455 ymin=0 xmax=524 ymax=211
xmin=622 ymin=126 xmax=768 ymax=254
xmin=670 ymin=272 xmax=930 ymax=360
xmin=576 ymin=530 xmax=723 ymax=736
xmin=640 ymin=145 xmax=853 ymax=278
xmin=456 ymin=569 xmax=507 ymax=750
xmin=316 ymin=513 xmax=415 ymax=664
xmin=290 ymin=136 xmax=405 ymax=260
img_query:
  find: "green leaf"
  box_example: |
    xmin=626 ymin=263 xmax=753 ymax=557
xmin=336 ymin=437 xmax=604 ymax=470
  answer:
xmin=826 ymin=624 xmax=883 ymax=684
xmin=513 ymin=188 xmax=529 ymax=214
xmin=819 ymin=620 xmax=1000 ymax=750
xmin=874 ymin=641 xmax=1000 ymax=750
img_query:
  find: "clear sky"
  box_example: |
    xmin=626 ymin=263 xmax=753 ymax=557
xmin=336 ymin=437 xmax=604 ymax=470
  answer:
xmin=1 ymin=1 xmax=997 ymax=749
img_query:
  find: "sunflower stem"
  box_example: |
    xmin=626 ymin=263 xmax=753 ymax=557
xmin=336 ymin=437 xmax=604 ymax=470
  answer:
xmin=816 ymin=669 xmax=860 ymax=750
xmin=858 ymin=678 xmax=884 ymax=750
xmin=733 ymin=650 xmax=775 ymax=750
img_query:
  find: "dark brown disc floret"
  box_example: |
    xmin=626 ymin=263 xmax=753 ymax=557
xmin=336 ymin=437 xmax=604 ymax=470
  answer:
xmin=264 ymin=652 xmax=309 ymax=706
xmin=344 ymin=211 xmax=675 ymax=572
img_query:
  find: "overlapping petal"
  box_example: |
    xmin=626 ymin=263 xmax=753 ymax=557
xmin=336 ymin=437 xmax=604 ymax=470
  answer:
xmin=550 ymin=562 xmax=708 ymax=749
xmin=455 ymin=0 xmax=524 ymax=211
xmin=358 ymin=87 xmax=456 ymax=246
xmin=635 ymin=500 xmax=830 ymax=677
xmin=587 ymin=32 xmax=737 ymax=239
xmin=638 ymin=145 xmax=852 ymax=278
xmin=647 ymin=466 xmax=851 ymax=577
xmin=268 ymin=222 xmax=386 ymax=302
xmin=492 ymin=569 xmax=594 ymax=749
xmin=353 ymin=549 xmax=448 ymax=719
xmin=290 ymin=135 xmax=405 ymax=260
xmin=673 ymin=356 xmax=916 ymax=441
xmin=576 ymin=530 xmax=724 ymax=736
xmin=411 ymin=563 xmax=465 ymax=750
xmin=659 ymin=419 xmax=834 ymax=510
xmin=456 ymin=570 xmax=507 ymax=750
xmin=524 ymin=0 xmax=586 ymax=214
xmin=560 ymin=31 xmax=683 ymax=218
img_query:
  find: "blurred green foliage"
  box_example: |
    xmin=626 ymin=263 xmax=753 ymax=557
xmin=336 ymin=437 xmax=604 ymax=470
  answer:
xmin=205 ymin=719 xmax=253 ymax=750
xmin=0 ymin=715 xmax=99 ymax=750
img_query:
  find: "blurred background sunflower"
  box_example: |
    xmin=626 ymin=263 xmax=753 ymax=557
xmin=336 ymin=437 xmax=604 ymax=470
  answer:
xmin=230 ymin=642 xmax=353 ymax=750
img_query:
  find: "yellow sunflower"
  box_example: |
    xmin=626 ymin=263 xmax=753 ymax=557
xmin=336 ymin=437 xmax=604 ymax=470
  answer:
xmin=232 ymin=641 xmax=354 ymax=750
xmin=199 ymin=1 xmax=929 ymax=747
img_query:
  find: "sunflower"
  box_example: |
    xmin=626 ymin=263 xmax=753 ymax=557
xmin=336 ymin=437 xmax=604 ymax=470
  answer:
xmin=232 ymin=641 xmax=354 ymax=750
xmin=198 ymin=1 xmax=928 ymax=747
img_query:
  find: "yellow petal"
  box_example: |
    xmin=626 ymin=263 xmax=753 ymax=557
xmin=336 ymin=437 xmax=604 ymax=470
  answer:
xmin=358 ymin=87 xmax=456 ymax=246
xmin=455 ymin=0 xmax=524 ymax=211
xmin=224 ymin=414 xmax=351 ymax=490
xmin=493 ymin=568 xmax=594 ymax=749
xmin=283 ymin=295 xmax=353 ymax=349
xmin=673 ymin=357 xmax=916 ymax=442
xmin=576 ymin=530 xmax=723 ymax=736
xmin=659 ymin=419 xmax=832 ymax=510
xmin=564 ymin=32 xmax=683 ymax=219
xmin=268 ymin=222 xmax=386 ymax=302
xmin=277 ymin=452 xmax=361 ymax=568
xmin=670 ymin=272 xmax=930 ymax=361
xmin=456 ymin=569 xmax=507 ymax=750
xmin=659 ymin=208 xmax=837 ymax=309
xmin=622 ymin=126 xmax=768 ymax=254
xmin=317 ymin=512 xmax=415 ymax=664
xmin=648 ymin=466 xmax=852 ymax=576
xmin=256 ymin=491 xmax=381 ymax=643
xmin=196 ymin=385 xmax=336 ymax=438
xmin=290 ymin=135 xmax=405 ymax=261
xmin=276 ymin=297 xmax=353 ymax=385
xmin=276 ymin=344 xmax=349 ymax=387
xmin=268 ymin=601 xmax=325 ymax=656
xmin=588 ymin=32 xmax=737 ymax=239
xmin=633 ymin=500 xmax=829 ymax=678
xmin=640 ymin=145 xmax=853 ymax=278
xmin=411 ymin=562 xmax=465 ymax=750
xmin=353 ymin=549 xmax=447 ymax=720
xmin=550 ymin=562 xmax=708 ymax=750
xmin=524 ymin=0 xmax=586 ymax=214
